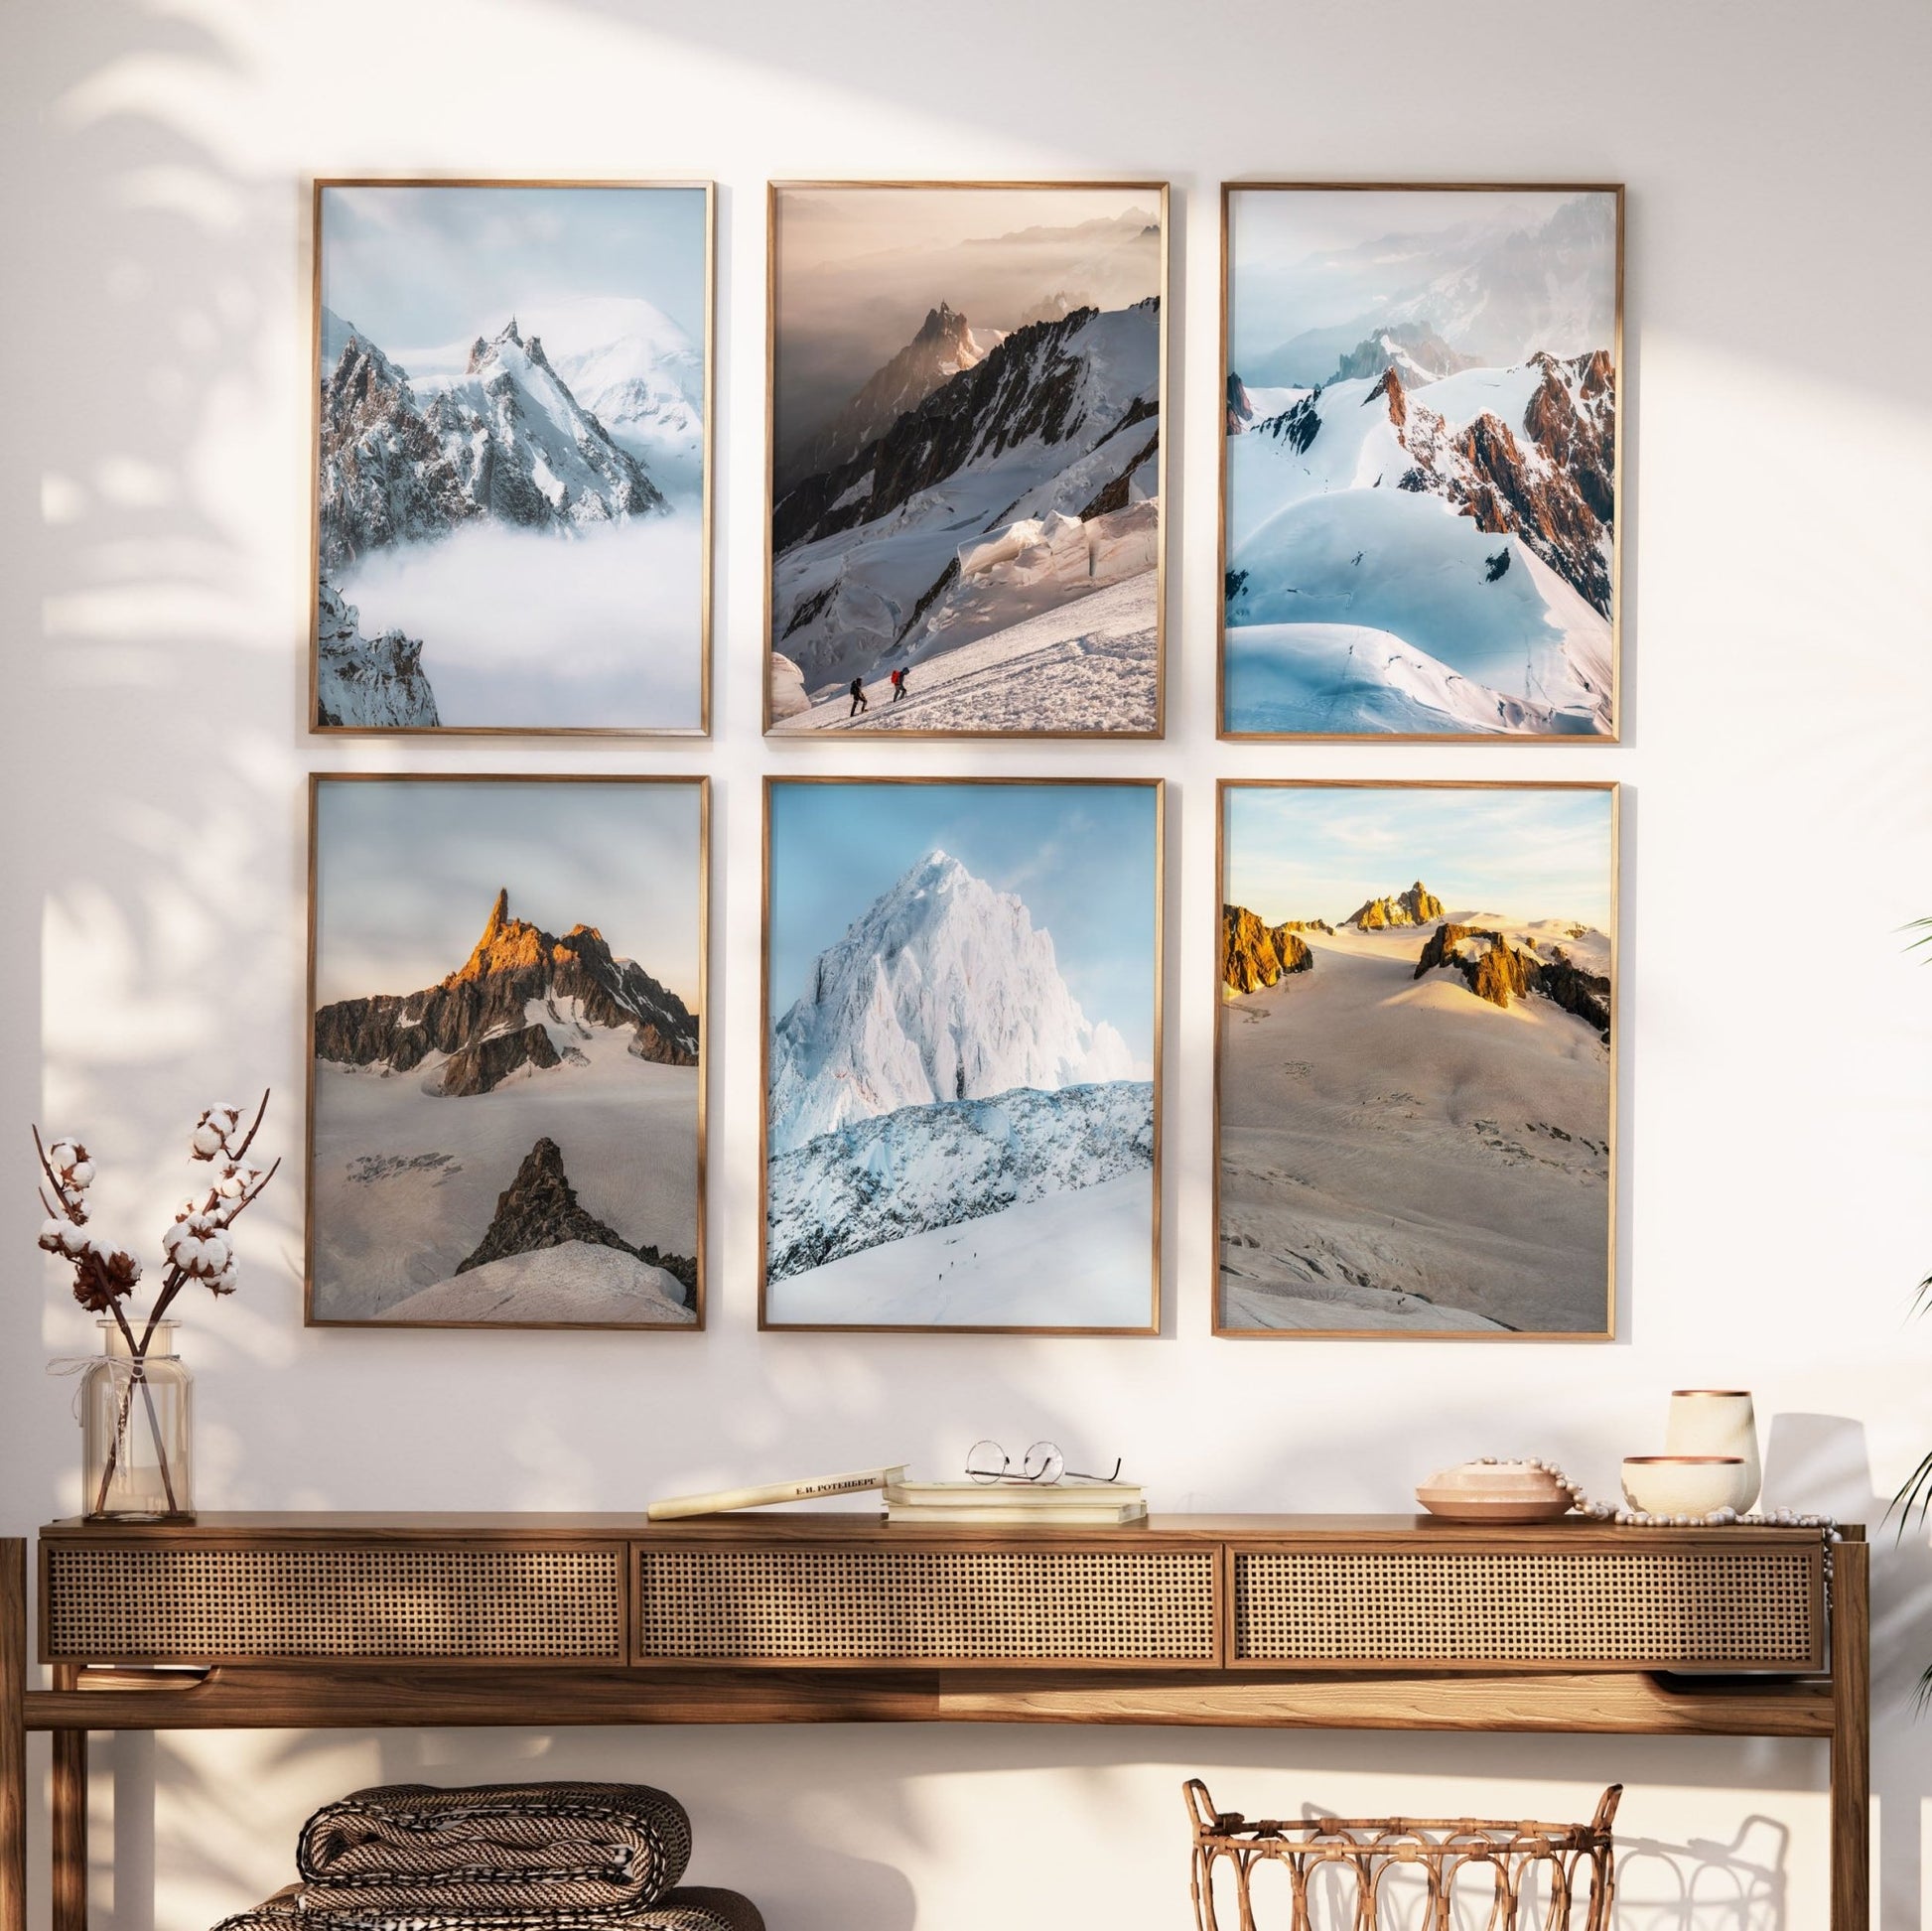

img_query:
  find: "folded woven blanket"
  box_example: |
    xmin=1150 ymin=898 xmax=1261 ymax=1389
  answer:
xmin=213 ymin=1886 xmax=762 ymax=1931
xmin=288 ymin=1782 xmax=692 ymax=1925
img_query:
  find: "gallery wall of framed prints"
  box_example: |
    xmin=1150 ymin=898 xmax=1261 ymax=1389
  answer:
xmin=303 ymin=173 xmax=1628 ymax=1345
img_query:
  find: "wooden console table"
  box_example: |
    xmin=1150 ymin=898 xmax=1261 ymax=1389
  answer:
xmin=0 ymin=1514 xmax=1868 ymax=1929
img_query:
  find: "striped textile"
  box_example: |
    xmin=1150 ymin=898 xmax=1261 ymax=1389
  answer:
xmin=212 ymin=1887 xmax=763 ymax=1931
xmin=283 ymin=1782 xmax=693 ymax=1924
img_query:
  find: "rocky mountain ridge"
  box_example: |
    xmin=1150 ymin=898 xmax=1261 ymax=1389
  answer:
xmin=779 ymin=301 xmax=1000 ymax=494
xmin=315 ymin=582 xmax=439 ymax=727
xmin=1345 ymin=882 xmax=1446 ymax=930
xmin=772 ymin=299 xmax=1160 ymax=557
xmin=1221 ymin=903 xmax=1315 ymax=993
xmin=1246 ymin=351 xmax=1614 ymax=617
xmin=318 ymin=311 xmax=667 ymax=574
xmin=315 ymin=889 xmax=698 ymax=1094
xmin=455 ymin=1135 xmax=694 ymax=1299
xmin=1415 ymin=922 xmax=1611 ymax=1037
xmin=1327 ymin=323 xmax=1476 ymax=387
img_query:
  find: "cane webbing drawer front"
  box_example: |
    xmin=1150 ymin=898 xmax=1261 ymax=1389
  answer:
xmin=636 ymin=1544 xmax=1220 ymax=1666
xmin=44 ymin=1542 xmax=625 ymax=1663
xmin=1232 ymin=1545 xmax=1823 ymax=1671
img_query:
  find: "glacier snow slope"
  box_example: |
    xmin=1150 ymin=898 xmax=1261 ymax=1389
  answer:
xmin=764 ymin=1172 xmax=1151 ymax=1328
xmin=1224 ymin=366 xmax=1610 ymax=735
xmin=771 ymin=570 xmax=1157 ymax=735
xmin=765 ymin=1080 xmax=1154 ymax=1283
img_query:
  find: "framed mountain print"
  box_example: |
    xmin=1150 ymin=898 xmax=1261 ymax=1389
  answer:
xmin=764 ymin=182 xmax=1168 ymax=738
xmin=1216 ymin=780 xmax=1617 ymax=1338
xmin=306 ymin=774 xmax=707 ymax=1328
xmin=761 ymin=777 xmax=1163 ymax=1331
xmin=1219 ymin=184 xmax=1622 ymax=741
xmin=312 ymin=180 xmax=713 ymax=735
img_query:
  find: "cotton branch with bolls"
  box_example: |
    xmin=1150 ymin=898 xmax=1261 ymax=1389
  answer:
xmin=34 ymin=1091 xmax=280 ymax=1516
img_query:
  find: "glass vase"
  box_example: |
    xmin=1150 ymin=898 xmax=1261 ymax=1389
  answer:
xmin=81 ymin=1319 xmax=194 ymax=1521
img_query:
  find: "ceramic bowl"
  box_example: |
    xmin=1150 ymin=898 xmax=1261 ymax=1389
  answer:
xmin=1620 ymin=1455 xmax=1753 ymax=1516
xmin=1416 ymin=1461 xmax=1572 ymax=1523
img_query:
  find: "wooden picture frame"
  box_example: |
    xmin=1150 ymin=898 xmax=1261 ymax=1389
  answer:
xmin=763 ymin=181 xmax=1170 ymax=740
xmin=1214 ymin=779 xmax=1618 ymax=1339
xmin=759 ymin=775 xmax=1165 ymax=1333
xmin=304 ymin=773 xmax=709 ymax=1329
xmin=310 ymin=179 xmax=715 ymax=737
xmin=1218 ymin=183 xmax=1624 ymax=743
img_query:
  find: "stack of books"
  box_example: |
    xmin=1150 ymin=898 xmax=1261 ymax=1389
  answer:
xmin=884 ymin=1478 xmax=1147 ymax=1527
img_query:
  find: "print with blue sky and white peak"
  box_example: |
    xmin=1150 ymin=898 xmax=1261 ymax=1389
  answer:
xmin=764 ymin=782 xmax=1158 ymax=1327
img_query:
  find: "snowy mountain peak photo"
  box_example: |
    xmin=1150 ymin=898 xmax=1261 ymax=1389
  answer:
xmin=767 ymin=848 xmax=1139 ymax=1157
xmin=314 ymin=886 xmax=697 ymax=1100
xmin=307 ymin=775 xmax=705 ymax=1326
xmin=314 ymin=182 xmax=710 ymax=731
xmin=767 ymin=183 xmax=1165 ymax=736
xmin=1222 ymin=186 xmax=1618 ymax=739
xmin=762 ymin=778 xmax=1159 ymax=1329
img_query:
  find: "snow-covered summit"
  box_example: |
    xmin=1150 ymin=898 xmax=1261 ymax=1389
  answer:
xmin=401 ymin=297 xmax=706 ymax=498
xmin=424 ymin=319 xmax=667 ymax=530
xmin=767 ymin=850 xmax=1141 ymax=1155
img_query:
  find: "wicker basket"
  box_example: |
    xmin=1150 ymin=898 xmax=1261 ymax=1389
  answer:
xmin=1184 ymin=1779 xmax=1621 ymax=1929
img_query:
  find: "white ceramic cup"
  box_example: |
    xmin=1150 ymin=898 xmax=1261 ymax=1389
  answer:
xmin=1621 ymin=1455 xmax=1755 ymax=1517
xmin=1663 ymin=1390 xmax=1760 ymax=1510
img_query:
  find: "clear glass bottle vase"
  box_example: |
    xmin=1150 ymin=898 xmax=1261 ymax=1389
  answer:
xmin=81 ymin=1319 xmax=194 ymax=1521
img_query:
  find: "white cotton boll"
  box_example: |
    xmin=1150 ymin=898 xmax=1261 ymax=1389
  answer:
xmin=217 ymin=1177 xmax=242 ymax=1198
xmin=49 ymin=1141 xmax=76 ymax=1165
xmin=191 ymin=1124 xmax=223 ymax=1158
xmin=202 ymin=1235 xmax=229 ymax=1269
xmin=69 ymin=1162 xmax=94 ymax=1186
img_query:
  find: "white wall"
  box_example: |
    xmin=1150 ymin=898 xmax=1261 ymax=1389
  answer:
xmin=3 ymin=1 xmax=1930 ymax=1925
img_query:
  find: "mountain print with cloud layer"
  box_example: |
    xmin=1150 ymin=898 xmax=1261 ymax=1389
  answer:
xmin=316 ymin=283 xmax=706 ymax=730
xmin=765 ymin=852 xmax=1153 ymax=1323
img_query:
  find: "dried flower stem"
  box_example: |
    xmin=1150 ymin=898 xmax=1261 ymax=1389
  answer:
xmin=37 ymin=1093 xmax=281 ymax=1517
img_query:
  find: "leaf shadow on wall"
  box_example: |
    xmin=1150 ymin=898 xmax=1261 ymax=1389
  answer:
xmin=1764 ymin=1413 xmax=1932 ymax=1931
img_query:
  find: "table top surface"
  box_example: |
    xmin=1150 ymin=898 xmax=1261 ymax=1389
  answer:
xmin=40 ymin=1510 xmax=1861 ymax=1541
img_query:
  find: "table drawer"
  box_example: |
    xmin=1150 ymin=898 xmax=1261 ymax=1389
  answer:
xmin=636 ymin=1542 xmax=1220 ymax=1667
xmin=1231 ymin=1545 xmax=1825 ymax=1671
xmin=44 ymin=1541 xmax=626 ymax=1664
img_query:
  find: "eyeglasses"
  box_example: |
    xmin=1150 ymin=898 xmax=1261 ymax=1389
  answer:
xmin=964 ymin=1440 xmax=1125 ymax=1485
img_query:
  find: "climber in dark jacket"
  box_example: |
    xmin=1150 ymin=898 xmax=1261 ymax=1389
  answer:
xmin=848 ymin=677 xmax=869 ymax=717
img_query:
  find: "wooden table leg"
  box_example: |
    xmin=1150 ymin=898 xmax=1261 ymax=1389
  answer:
xmin=1830 ymin=1536 xmax=1869 ymax=1931
xmin=1 ymin=1541 xmax=24 ymax=1931
xmin=51 ymin=1669 xmax=85 ymax=1931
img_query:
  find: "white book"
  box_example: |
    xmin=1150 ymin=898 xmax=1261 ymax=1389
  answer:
xmin=648 ymin=1463 xmax=907 ymax=1521
xmin=885 ymin=1479 xmax=1144 ymax=1507
xmin=888 ymin=1500 xmax=1149 ymax=1527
